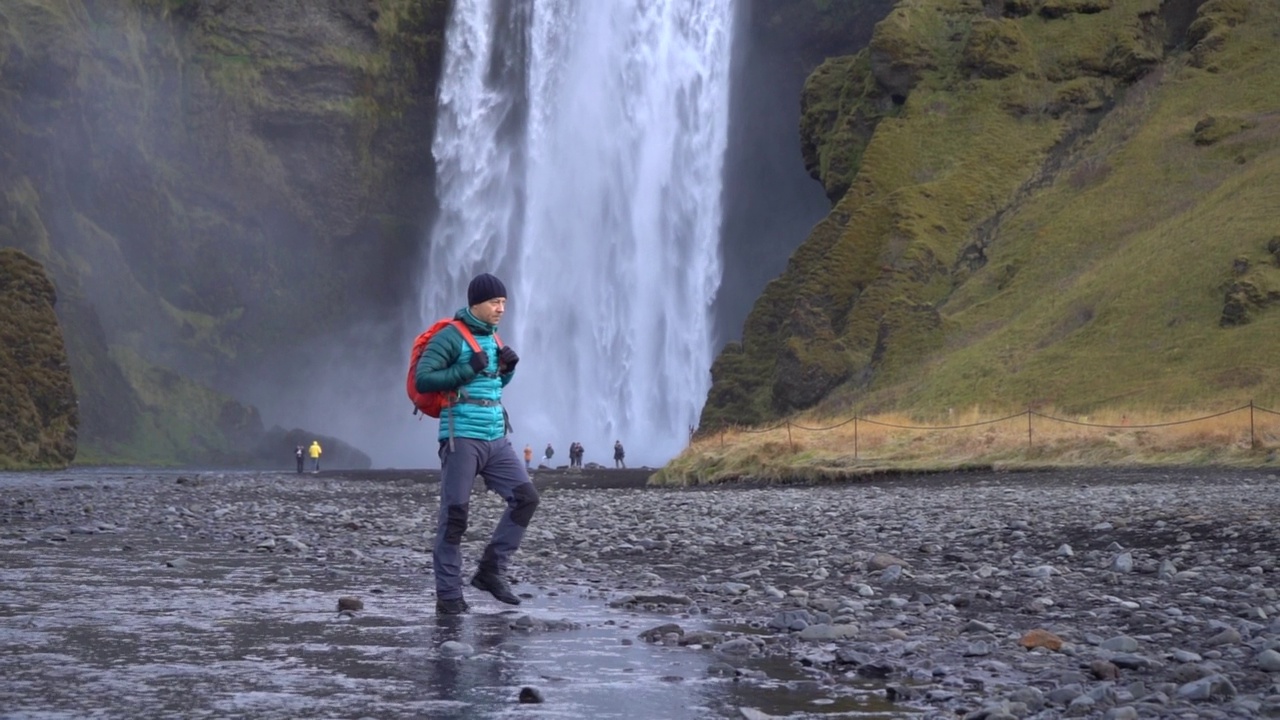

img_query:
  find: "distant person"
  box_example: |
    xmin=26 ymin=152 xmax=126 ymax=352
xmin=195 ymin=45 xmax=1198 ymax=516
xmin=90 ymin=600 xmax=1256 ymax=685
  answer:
xmin=613 ymin=440 xmax=626 ymax=469
xmin=294 ymin=445 xmax=305 ymax=474
xmin=574 ymin=442 xmax=585 ymax=468
xmin=523 ymin=444 xmax=533 ymax=471
xmin=414 ymin=272 xmax=538 ymax=616
xmin=544 ymin=443 xmax=554 ymax=465
xmin=309 ymin=440 xmax=323 ymax=472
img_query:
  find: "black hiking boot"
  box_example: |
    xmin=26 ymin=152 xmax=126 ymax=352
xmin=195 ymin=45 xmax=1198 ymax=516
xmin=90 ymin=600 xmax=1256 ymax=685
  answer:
xmin=435 ymin=597 xmax=470 ymax=615
xmin=470 ymin=569 xmax=521 ymax=605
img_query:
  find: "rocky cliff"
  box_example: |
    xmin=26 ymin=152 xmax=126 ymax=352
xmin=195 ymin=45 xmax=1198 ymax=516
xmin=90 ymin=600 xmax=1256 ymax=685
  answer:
xmin=0 ymin=249 xmax=77 ymax=469
xmin=0 ymin=0 xmax=450 ymax=463
xmin=703 ymin=0 xmax=1280 ymax=428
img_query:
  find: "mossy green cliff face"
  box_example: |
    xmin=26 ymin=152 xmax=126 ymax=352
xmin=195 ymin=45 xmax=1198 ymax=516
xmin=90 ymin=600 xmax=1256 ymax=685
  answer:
xmin=704 ymin=0 xmax=1280 ymax=428
xmin=0 ymin=249 xmax=77 ymax=469
xmin=0 ymin=0 xmax=450 ymax=464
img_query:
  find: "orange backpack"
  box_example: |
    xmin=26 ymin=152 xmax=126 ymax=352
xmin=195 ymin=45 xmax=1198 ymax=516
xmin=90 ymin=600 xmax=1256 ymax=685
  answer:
xmin=406 ymin=319 xmax=502 ymax=417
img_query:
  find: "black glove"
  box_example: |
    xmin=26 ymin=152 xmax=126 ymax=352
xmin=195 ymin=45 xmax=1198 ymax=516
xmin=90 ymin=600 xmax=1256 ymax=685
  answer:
xmin=468 ymin=350 xmax=488 ymax=374
xmin=499 ymin=346 xmax=519 ymax=372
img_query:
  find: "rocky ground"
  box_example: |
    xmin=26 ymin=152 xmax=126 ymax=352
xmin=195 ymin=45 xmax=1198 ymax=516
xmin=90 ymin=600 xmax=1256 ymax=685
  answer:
xmin=3 ymin=466 xmax=1280 ymax=719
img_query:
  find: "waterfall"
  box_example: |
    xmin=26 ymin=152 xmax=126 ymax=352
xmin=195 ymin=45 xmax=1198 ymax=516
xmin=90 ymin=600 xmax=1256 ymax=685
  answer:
xmin=422 ymin=0 xmax=734 ymax=467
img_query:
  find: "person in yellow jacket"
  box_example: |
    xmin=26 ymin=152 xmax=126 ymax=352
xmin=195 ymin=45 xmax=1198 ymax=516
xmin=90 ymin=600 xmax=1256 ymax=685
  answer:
xmin=308 ymin=440 xmax=322 ymax=473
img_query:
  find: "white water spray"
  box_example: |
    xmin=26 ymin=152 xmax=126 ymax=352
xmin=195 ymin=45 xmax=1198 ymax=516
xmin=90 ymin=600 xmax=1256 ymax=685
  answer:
xmin=422 ymin=0 xmax=733 ymax=467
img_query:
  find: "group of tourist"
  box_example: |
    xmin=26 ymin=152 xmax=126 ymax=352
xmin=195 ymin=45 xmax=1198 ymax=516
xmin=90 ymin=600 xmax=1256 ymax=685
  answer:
xmin=523 ymin=440 xmax=626 ymax=469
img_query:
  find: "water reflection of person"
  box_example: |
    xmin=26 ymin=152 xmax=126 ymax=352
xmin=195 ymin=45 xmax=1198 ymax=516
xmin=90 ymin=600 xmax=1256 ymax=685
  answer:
xmin=421 ymin=614 xmax=524 ymax=712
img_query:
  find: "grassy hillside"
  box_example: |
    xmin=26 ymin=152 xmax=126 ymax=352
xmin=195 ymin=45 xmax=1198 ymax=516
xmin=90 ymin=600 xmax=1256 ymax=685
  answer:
xmin=692 ymin=0 xmax=1280 ymax=478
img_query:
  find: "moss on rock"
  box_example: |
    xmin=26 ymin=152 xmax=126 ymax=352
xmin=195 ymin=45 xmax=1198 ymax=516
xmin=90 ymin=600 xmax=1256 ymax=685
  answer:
xmin=962 ymin=18 xmax=1034 ymax=79
xmin=800 ymin=51 xmax=897 ymax=201
xmin=0 ymin=249 xmax=77 ymax=469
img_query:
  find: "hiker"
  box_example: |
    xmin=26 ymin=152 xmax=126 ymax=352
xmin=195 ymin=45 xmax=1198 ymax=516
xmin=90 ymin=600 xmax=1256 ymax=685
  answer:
xmin=309 ymin=440 xmax=322 ymax=472
xmin=574 ymin=442 xmax=584 ymax=468
xmin=414 ymin=272 xmax=538 ymax=616
xmin=544 ymin=443 xmax=554 ymax=465
xmin=523 ymin=444 xmax=533 ymax=471
xmin=613 ymin=440 xmax=626 ymax=469
xmin=294 ymin=445 xmax=305 ymax=474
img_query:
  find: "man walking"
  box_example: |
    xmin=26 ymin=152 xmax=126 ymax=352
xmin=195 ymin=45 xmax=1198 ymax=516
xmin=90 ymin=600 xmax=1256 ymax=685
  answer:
xmin=613 ymin=440 xmax=626 ymax=469
xmin=414 ymin=272 xmax=539 ymax=615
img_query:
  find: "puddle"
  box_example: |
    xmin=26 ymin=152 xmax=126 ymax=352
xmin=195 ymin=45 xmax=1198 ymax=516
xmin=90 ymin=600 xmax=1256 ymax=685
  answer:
xmin=0 ymin=471 xmax=914 ymax=718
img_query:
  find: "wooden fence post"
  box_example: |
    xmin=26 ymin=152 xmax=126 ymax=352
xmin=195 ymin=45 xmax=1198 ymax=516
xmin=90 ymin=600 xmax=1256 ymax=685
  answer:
xmin=1250 ymin=399 xmax=1256 ymax=449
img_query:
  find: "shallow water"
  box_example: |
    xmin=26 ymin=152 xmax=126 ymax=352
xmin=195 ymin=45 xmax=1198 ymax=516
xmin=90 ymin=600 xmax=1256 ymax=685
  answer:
xmin=0 ymin=470 xmax=911 ymax=719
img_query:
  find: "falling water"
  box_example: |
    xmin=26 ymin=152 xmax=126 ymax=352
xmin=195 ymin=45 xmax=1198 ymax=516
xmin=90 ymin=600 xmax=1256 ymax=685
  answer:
xmin=422 ymin=0 xmax=734 ymax=467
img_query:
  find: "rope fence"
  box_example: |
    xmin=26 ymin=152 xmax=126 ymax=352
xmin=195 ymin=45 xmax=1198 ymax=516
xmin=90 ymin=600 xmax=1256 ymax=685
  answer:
xmin=709 ymin=401 xmax=1279 ymax=458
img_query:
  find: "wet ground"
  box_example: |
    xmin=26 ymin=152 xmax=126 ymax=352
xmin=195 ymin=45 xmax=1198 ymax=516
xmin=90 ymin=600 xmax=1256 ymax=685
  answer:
xmin=0 ymin=467 xmax=905 ymax=719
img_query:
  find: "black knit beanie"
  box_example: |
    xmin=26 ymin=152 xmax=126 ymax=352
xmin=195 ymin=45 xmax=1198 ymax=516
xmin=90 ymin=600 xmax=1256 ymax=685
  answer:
xmin=467 ymin=273 xmax=507 ymax=306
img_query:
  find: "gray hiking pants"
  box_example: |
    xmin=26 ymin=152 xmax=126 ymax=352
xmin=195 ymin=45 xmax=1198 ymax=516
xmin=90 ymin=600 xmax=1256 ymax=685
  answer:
xmin=434 ymin=437 xmax=539 ymax=600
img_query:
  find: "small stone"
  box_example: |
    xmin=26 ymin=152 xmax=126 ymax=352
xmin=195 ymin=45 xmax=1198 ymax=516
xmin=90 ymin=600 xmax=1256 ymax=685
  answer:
xmin=964 ymin=641 xmax=992 ymax=657
xmin=1257 ymin=648 xmax=1280 ymax=672
xmin=868 ymin=553 xmax=909 ymax=570
xmin=440 ymin=641 xmax=474 ymax=658
xmin=1111 ymin=552 xmax=1133 ymax=573
xmin=1101 ymin=636 xmax=1139 ymax=653
xmin=1176 ymin=674 xmax=1237 ymax=701
xmin=1207 ymin=627 xmax=1241 ymax=646
xmin=797 ymin=623 xmax=858 ymax=641
xmin=1067 ymin=694 xmax=1096 ymax=716
xmin=337 ymin=596 xmax=363 ymax=612
xmin=518 ymin=686 xmax=544 ymax=704
xmin=705 ymin=662 xmax=736 ymax=678
xmin=1090 ymin=660 xmax=1121 ymax=681
xmin=1006 ymin=686 xmax=1045 ymax=711
xmin=964 ymin=619 xmax=996 ymax=634
xmin=1110 ymin=653 xmax=1158 ymax=670
xmin=1019 ymin=629 xmax=1064 ymax=651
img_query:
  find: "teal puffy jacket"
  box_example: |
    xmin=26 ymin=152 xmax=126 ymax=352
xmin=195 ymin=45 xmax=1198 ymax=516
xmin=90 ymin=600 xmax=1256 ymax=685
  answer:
xmin=414 ymin=308 xmax=513 ymax=442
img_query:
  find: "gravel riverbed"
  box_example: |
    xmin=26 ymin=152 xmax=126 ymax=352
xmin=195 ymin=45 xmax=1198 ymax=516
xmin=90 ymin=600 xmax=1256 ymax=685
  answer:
xmin=3 ymin=466 xmax=1279 ymax=719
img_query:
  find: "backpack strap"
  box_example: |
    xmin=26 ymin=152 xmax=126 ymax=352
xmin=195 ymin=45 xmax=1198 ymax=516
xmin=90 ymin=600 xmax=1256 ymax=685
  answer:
xmin=450 ymin=320 xmax=484 ymax=353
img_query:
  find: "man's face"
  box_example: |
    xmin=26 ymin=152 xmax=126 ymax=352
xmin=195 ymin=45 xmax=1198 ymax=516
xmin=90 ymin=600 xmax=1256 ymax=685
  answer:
xmin=472 ymin=297 xmax=506 ymax=325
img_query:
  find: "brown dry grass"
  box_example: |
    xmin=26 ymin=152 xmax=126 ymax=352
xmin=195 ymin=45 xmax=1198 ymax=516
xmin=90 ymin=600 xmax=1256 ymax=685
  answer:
xmin=656 ymin=404 xmax=1280 ymax=485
